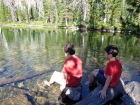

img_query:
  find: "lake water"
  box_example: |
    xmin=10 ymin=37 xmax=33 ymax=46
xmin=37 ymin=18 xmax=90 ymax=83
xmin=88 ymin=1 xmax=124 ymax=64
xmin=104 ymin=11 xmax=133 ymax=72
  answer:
xmin=0 ymin=27 xmax=140 ymax=104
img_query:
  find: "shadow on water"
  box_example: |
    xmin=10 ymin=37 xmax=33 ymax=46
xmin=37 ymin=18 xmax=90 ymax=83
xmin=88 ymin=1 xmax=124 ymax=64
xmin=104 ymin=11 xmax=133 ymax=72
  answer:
xmin=25 ymin=94 xmax=35 ymax=105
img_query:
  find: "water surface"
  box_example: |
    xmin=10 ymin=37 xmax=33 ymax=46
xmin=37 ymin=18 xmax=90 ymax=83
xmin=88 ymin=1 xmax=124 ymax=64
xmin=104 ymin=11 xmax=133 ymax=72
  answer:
xmin=0 ymin=28 xmax=140 ymax=104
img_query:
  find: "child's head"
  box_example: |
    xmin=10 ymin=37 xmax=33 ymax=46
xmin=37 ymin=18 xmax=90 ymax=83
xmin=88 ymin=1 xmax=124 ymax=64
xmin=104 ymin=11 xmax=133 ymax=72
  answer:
xmin=104 ymin=45 xmax=119 ymax=57
xmin=64 ymin=43 xmax=75 ymax=55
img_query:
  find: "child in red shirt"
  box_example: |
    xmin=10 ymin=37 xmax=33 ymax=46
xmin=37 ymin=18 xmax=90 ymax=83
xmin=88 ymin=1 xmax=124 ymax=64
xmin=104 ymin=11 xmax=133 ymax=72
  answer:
xmin=88 ymin=45 xmax=122 ymax=99
xmin=42 ymin=43 xmax=83 ymax=101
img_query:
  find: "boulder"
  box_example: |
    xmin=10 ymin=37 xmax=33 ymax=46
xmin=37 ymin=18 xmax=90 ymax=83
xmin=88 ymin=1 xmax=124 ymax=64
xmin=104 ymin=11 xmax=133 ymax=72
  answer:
xmin=102 ymin=81 xmax=140 ymax=105
xmin=118 ymin=81 xmax=140 ymax=105
xmin=118 ymin=94 xmax=137 ymax=105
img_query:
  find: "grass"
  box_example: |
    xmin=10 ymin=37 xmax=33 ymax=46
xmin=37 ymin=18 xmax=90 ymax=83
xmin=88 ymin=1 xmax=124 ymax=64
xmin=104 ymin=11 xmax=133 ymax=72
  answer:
xmin=0 ymin=21 xmax=77 ymax=29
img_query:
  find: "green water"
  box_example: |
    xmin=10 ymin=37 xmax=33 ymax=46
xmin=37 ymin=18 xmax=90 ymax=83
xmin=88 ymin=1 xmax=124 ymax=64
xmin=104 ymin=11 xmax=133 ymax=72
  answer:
xmin=0 ymin=27 xmax=140 ymax=104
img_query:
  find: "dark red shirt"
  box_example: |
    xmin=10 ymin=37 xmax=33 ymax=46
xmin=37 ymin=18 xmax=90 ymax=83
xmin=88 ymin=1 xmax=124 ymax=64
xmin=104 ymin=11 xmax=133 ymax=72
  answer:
xmin=105 ymin=59 xmax=122 ymax=87
xmin=62 ymin=55 xmax=83 ymax=87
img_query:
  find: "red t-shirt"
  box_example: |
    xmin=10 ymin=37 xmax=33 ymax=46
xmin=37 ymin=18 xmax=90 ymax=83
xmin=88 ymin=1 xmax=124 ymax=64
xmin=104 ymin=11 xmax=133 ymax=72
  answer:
xmin=104 ymin=59 xmax=122 ymax=87
xmin=62 ymin=55 xmax=83 ymax=87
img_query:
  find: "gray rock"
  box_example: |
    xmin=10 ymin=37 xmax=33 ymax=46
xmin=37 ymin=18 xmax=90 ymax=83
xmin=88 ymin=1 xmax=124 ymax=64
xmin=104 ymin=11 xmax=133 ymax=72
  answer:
xmin=131 ymin=74 xmax=140 ymax=83
xmin=115 ymin=81 xmax=140 ymax=105
xmin=124 ymin=81 xmax=140 ymax=105
xmin=118 ymin=94 xmax=137 ymax=105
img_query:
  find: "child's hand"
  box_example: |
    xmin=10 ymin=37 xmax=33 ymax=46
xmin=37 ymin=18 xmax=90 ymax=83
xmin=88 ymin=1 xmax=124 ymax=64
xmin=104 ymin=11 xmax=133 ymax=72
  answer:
xmin=99 ymin=89 xmax=106 ymax=99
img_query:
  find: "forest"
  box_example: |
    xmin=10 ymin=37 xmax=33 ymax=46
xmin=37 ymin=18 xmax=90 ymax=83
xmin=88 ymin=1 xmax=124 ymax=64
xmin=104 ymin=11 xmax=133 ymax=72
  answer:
xmin=0 ymin=0 xmax=140 ymax=33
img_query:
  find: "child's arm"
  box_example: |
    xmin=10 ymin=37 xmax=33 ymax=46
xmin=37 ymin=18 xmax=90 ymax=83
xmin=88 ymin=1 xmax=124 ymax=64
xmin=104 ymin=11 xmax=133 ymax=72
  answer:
xmin=99 ymin=76 xmax=111 ymax=99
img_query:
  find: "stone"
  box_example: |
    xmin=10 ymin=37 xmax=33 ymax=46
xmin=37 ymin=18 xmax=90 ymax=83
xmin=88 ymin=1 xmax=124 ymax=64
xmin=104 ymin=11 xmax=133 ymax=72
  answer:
xmin=35 ymin=96 xmax=47 ymax=105
xmin=131 ymin=73 xmax=140 ymax=83
xmin=1 ymin=94 xmax=32 ymax=105
xmin=118 ymin=94 xmax=137 ymax=105
xmin=115 ymin=81 xmax=140 ymax=105
xmin=124 ymin=81 xmax=140 ymax=104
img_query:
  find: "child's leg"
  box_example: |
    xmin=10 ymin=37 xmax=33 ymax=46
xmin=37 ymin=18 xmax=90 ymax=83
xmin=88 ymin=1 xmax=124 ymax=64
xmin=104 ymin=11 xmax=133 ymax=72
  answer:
xmin=95 ymin=70 xmax=106 ymax=84
xmin=89 ymin=69 xmax=99 ymax=85
xmin=89 ymin=69 xmax=105 ymax=91
xmin=49 ymin=71 xmax=66 ymax=86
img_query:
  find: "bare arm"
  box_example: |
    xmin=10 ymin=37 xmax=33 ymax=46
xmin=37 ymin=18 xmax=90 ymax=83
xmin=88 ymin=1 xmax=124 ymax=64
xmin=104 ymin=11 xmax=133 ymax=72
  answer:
xmin=99 ymin=76 xmax=111 ymax=99
xmin=103 ymin=76 xmax=111 ymax=91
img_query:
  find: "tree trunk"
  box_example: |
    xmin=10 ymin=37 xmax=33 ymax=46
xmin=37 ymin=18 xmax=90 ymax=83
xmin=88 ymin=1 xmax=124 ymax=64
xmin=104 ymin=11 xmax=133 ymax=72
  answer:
xmin=3 ymin=0 xmax=18 ymax=22
xmin=65 ymin=17 xmax=68 ymax=26
xmin=10 ymin=6 xmax=18 ymax=22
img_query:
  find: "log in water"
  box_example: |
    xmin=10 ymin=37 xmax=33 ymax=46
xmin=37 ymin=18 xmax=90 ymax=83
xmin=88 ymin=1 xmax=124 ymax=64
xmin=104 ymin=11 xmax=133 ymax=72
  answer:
xmin=0 ymin=70 xmax=53 ymax=86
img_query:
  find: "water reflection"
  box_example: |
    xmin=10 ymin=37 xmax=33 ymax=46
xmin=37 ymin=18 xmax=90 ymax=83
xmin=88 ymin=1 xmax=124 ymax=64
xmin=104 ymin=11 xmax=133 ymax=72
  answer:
xmin=0 ymin=28 xmax=140 ymax=104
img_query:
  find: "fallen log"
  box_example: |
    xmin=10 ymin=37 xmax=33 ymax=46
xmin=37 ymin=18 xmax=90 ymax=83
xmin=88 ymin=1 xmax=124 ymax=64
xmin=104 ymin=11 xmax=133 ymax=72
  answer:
xmin=0 ymin=69 xmax=54 ymax=86
xmin=75 ymin=79 xmax=125 ymax=105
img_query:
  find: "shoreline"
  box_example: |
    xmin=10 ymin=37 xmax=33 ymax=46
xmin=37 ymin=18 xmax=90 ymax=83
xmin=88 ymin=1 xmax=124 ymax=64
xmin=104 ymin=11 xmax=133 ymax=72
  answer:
xmin=0 ymin=23 xmax=135 ymax=34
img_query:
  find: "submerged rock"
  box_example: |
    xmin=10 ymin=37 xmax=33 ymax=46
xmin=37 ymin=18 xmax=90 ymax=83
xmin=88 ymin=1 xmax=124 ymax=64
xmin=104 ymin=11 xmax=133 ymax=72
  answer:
xmin=34 ymin=96 xmax=47 ymax=105
xmin=1 ymin=94 xmax=32 ymax=105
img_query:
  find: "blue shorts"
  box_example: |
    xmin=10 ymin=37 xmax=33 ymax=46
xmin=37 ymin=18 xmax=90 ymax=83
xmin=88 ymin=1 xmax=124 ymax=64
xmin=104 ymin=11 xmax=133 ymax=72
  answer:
xmin=96 ymin=70 xmax=106 ymax=85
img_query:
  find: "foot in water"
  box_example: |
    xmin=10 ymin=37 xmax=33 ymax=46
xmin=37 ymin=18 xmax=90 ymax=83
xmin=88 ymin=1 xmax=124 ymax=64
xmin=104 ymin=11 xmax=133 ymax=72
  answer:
xmin=43 ymin=80 xmax=50 ymax=86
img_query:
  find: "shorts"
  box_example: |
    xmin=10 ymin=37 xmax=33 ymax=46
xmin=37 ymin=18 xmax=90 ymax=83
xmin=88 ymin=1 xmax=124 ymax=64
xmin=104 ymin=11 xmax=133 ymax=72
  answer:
xmin=51 ymin=71 xmax=66 ymax=86
xmin=96 ymin=70 xmax=106 ymax=85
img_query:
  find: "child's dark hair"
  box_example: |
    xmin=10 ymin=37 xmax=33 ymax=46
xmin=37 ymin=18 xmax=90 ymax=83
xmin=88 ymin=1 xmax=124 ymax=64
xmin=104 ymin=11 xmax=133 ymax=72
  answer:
xmin=64 ymin=43 xmax=75 ymax=55
xmin=104 ymin=45 xmax=119 ymax=57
